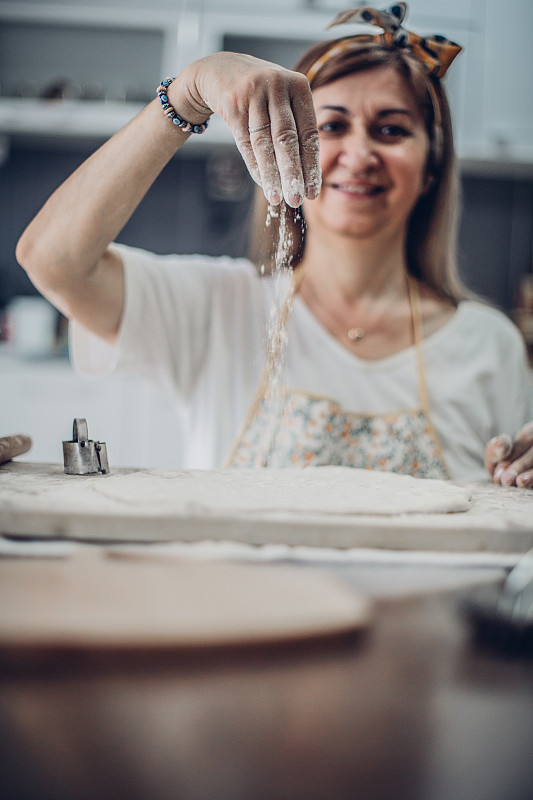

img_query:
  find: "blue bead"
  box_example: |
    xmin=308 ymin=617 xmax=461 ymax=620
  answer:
xmin=159 ymin=94 xmax=168 ymax=104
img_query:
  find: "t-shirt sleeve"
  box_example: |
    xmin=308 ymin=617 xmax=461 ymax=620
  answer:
xmin=70 ymin=244 xmax=263 ymax=398
xmin=467 ymin=303 xmax=533 ymax=438
xmin=505 ymin=332 xmax=533 ymax=434
xmin=416 ymin=301 xmax=533 ymax=480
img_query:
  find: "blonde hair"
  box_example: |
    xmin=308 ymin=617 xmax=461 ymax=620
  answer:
xmin=248 ymin=37 xmax=468 ymax=304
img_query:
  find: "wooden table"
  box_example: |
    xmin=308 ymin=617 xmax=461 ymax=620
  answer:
xmin=1 ymin=556 xmax=532 ymax=800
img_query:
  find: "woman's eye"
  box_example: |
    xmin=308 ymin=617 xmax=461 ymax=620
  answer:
xmin=318 ymin=120 xmax=346 ymax=135
xmin=377 ymin=124 xmax=410 ymax=140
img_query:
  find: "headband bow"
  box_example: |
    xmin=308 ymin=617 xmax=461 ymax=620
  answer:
xmin=306 ymin=3 xmax=462 ymax=82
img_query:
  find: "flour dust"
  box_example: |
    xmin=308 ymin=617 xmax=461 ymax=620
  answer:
xmin=263 ymin=203 xmax=304 ymax=399
xmin=256 ymin=204 xmax=305 ymax=463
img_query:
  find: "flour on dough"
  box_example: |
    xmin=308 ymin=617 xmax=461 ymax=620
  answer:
xmin=92 ymin=467 xmax=471 ymax=516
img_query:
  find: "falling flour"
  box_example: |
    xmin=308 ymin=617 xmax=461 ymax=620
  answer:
xmin=264 ymin=203 xmax=294 ymax=391
xmin=257 ymin=202 xmax=306 ymax=462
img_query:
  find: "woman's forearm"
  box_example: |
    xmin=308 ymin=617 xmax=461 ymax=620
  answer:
xmin=16 ymin=98 xmax=196 ymax=292
xmin=15 ymin=70 xmax=212 ymax=340
xmin=15 ymin=53 xmax=319 ymax=340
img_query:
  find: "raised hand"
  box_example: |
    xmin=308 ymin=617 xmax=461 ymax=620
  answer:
xmin=176 ymin=53 xmax=321 ymax=207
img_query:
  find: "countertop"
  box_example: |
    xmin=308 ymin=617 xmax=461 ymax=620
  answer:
xmin=1 ymin=461 xmax=533 ymax=553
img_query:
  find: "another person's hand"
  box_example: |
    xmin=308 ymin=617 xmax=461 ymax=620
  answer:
xmin=174 ymin=52 xmax=321 ymax=207
xmin=485 ymin=422 xmax=533 ymax=488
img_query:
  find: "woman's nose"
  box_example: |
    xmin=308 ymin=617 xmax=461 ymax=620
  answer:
xmin=338 ymin=130 xmax=380 ymax=171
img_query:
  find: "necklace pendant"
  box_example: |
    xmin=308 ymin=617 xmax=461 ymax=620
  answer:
xmin=347 ymin=327 xmax=366 ymax=342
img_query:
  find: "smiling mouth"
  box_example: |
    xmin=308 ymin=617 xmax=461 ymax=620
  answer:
xmin=330 ymin=183 xmax=384 ymax=196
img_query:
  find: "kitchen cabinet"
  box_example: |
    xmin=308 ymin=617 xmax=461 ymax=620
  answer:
xmin=480 ymin=0 xmax=533 ymax=160
xmin=1 ymin=0 xmax=532 ymax=174
xmin=0 ymin=3 xmax=171 ymax=102
xmin=0 ymin=349 xmax=186 ymax=468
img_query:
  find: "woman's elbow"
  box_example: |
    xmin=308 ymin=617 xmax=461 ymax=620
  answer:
xmin=16 ymin=229 xmax=42 ymax=283
xmin=16 ymin=229 xmax=63 ymax=294
xmin=15 ymin=230 xmax=32 ymax=273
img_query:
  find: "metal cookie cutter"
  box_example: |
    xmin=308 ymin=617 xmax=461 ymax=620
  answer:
xmin=63 ymin=418 xmax=110 ymax=475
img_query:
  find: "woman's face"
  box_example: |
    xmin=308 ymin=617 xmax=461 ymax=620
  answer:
xmin=303 ymin=65 xmax=430 ymax=244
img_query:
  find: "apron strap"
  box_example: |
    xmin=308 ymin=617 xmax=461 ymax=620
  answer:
xmin=407 ymin=275 xmax=449 ymax=473
xmin=407 ymin=275 xmax=431 ymax=418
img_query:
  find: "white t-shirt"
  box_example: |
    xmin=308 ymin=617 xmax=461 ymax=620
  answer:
xmin=71 ymin=244 xmax=533 ymax=480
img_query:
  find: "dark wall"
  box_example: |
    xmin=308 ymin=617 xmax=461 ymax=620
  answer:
xmin=459 ymin=177 xmax=533 ymax=310
xmin=1 ymin=142 xmax=532 ymax=314
xmin=0 ymin=143 xmax=254 ymax=310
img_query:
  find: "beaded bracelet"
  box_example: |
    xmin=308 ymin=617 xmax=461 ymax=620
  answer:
xmin=157 ymin=77 xmax=209 ymax=134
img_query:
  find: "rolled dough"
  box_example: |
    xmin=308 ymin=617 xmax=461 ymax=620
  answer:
xmin=92 ymin=467 xmax=471 ymax=516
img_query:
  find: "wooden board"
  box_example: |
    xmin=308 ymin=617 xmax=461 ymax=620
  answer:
xmin=0 ymin=553 xmax=370 ymax=653
xmin=1 ymin=462 xmax=533 ymax=553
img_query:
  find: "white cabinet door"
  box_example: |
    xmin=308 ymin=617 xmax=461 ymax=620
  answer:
xmin=482 ymin=0 xmax=533 ymax=158
xmin=0 ymin=354 xmax=185 ymax=469
xmin=204 ymin=0 xmax=301 ymax=8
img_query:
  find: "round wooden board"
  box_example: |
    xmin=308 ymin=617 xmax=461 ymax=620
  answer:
xmin=0 ymin=553 xmax=370 ymax=652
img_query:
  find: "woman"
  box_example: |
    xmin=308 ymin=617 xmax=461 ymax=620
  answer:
xmin=16 ymin=4 xmax=533 ymax=485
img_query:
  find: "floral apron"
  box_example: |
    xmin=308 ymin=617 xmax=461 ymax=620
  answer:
xmin=225 ymin=268 xmax=449 ymax=479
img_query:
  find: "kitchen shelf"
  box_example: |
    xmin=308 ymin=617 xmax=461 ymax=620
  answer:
xmin=0 ymin=98 xmax=144 ymax=141
xmin=2 ymin=98 xmax=533 ymax=177
xmin=0 ymin=98 xmax=235 ymax=151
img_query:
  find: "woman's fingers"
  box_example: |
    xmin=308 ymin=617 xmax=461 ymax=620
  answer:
xmin=246 ymin=113 xmax=284 ymax=204
xmin=484 ymin=433 xmax=512 ymax=477
xmin=242 ymin=73 xmax=319 ymax=207
xmin=256 ymin=107 xmax=304 ymax=207
xmin=265 ymin=73 xmax=320 ymax=206
xmin=516 ymin=469 xmax=533 ymax=488
xmin=198 ymin=54 xmax=320 ymax=207
xmin=487 ymin=423 xmax=533 ymax=488
xmin=232 ymin=117 xmax=266 ymax=192
xmin=290 ymin=80 xmax=322 ymax=200
xmin=500 ymin=422 xmax=533 ymax=487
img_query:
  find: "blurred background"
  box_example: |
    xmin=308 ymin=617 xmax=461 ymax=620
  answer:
xmin=1 ymin=0 xmax=532 ymax=466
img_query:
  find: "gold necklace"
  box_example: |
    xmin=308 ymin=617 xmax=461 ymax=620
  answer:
xmin=347 ymin=326 xmax=366 ymax=343
xmin=299 ymin=267 xmax=415 ymax=347
xmin=299 ymin=277 xmax=369 ymax=344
